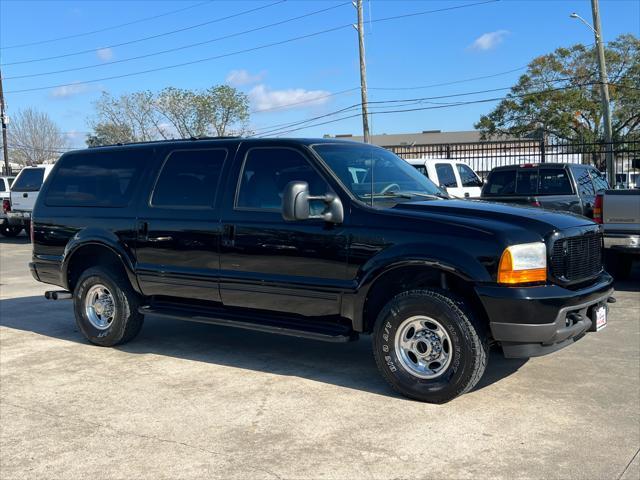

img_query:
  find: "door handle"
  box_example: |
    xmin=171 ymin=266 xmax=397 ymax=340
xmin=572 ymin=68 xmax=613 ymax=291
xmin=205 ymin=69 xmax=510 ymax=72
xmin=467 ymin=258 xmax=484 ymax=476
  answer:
xmin=148 ymin=236 xmax=173 ymax=243
xmin=137 ymin=221 xmax=148 ymax=240
xmin=222 ymin=224 xmax=235 ymax=248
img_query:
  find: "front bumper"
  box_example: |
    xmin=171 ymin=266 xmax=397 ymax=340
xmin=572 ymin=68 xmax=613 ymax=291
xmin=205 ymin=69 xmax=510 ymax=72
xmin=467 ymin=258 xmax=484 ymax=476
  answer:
xmin=604 ymin=233 xmax=640 ymax=255
xmin=476 ymin=273 xmax=614 ymax=358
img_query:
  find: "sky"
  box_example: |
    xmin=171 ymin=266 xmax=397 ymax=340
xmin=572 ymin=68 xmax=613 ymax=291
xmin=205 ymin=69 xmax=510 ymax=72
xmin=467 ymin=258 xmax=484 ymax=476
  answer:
xmin=1 ymin=0 xmax=639 ymax=149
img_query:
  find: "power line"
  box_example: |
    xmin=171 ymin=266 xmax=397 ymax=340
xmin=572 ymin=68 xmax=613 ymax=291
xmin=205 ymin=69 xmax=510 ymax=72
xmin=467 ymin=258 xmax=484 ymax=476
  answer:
xmin=5 ymin=0 xmax=500 ymax=94
xmin=256 ymin=81 xmax=608 ymax=137
xmin=0 ymin=1 xmax=214 ymax=50
xmin=4 ymin=2 xmax=350 ymax=80
xmin=2 ymin=1 xmax=285 ymax=66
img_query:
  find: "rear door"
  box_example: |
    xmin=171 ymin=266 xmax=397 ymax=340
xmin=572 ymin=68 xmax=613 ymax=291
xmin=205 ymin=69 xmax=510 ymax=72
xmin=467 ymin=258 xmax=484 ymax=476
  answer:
xmin=135 ymin=146 xmax=229 ymax=303
xmin=10 ymin=167 xmax=45 ymax=215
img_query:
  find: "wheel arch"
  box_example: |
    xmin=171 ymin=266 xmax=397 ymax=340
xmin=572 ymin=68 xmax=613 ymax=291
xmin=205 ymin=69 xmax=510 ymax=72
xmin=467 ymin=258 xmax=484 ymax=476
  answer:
xmin=63 ymin=238 xmax=140 ymax=294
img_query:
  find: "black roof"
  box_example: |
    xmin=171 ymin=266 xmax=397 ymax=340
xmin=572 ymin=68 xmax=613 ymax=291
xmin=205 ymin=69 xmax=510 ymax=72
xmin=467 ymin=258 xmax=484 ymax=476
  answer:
xmin=490 ymin=162 xmax=585 ymax=171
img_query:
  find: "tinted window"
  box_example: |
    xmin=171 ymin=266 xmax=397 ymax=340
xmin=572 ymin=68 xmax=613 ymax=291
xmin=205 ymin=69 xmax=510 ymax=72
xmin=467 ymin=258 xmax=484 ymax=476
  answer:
xmin=237 ymin=148 xmax=328 ymax=211
xmin=413 ymin=165 xmax=429 ymax=178
xmin=485 ymin=170 xmax=516 ymax=195
xmin=12 ymin=168 xmax=45 ymax=192
xmin=575 ymin=167 xmax=595 ymax=196
xmin=516 ymin=169 xmax=539 ymax=195
xmin=0 ymin=179 xmax=5 ymax=192
xmin=152 ymin=149 xmax=227 ymax=208
xmin=456 ymin=163 xmax=482 ymax=187
xmin=539 ymin=168 xmax=572 ymax=195
xmin=435 ymin=163 xmax=457 ymax=188
xmin=46 ymin=151 xmax=145 ymax=207
xmin=589 ymin=169 xmax=609 ymax=191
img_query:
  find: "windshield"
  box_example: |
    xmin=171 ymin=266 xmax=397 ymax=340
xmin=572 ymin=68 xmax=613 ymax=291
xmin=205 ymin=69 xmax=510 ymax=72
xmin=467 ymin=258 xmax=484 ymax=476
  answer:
xmin=312 ymin=143 xmax=447 ymax=205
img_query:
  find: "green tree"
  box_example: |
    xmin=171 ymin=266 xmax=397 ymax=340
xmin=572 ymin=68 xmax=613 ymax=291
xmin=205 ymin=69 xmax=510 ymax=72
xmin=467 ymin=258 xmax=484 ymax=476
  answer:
xmin=476 ymin=34 xmax=640 ymax=143
xmin=86 ymin=123 xmax=136 ymax=147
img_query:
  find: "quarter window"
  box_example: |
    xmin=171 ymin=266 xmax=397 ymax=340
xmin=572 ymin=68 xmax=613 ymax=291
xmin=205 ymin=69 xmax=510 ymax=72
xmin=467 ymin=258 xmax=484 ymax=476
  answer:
xmin=46 ymin=152 xmax=145 ymax=207
xmin=236 ymin=148 xmax=328 ymax=211
xmin=152 ymin=149 xmax=227 ymax=208
xmin=435 ymin=163 xmax=457 ymax=188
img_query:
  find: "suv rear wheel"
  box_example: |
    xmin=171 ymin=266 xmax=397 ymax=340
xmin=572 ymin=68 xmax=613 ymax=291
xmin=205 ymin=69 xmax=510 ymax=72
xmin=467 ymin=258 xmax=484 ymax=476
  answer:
xmin=372 ymin=289 xmax=488 ymax=403
xmin=73 ymin=266 xmax=144 ymax=346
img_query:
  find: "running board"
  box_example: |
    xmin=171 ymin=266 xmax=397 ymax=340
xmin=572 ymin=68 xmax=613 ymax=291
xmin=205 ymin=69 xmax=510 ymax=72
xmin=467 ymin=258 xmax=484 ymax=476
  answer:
xmin=138 ymin=305 xmax=357 ymax=343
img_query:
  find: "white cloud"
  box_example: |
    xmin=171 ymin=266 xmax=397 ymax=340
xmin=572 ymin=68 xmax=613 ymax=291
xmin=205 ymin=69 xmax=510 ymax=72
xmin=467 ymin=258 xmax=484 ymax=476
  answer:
xmin=249 ymin=84 xmax=331 ymax=111
xmin=50 ymin=83 xmax=89 ymax=98
xmin=469 ymin=30 xmax=509 ymax=51
xmin=226 ymin=69 xmax=265 ymax=86
xmin=96 ymin=47 xmax=114 ymax=61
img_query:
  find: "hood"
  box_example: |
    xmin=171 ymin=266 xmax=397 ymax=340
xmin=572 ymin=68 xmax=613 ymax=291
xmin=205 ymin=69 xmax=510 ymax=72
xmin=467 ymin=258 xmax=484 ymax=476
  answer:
xmin=390 ymin=199 xmax=595 ymax=238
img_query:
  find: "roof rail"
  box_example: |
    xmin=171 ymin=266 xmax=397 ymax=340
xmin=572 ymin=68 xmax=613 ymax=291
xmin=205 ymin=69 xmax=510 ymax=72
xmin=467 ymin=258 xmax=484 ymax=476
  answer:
xmin=88 ymin=136 xmax=242 ymax=149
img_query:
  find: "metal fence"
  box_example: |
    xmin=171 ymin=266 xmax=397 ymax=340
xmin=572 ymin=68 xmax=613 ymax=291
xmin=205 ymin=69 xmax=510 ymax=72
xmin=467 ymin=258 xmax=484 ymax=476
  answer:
xmin=387 ymin=139 xmax=640 ymax=188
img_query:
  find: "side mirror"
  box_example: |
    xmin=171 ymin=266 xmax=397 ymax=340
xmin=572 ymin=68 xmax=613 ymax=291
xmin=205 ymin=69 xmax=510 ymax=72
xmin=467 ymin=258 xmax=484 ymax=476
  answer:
xmin=282 ymin=181 xmax=344 ymax=224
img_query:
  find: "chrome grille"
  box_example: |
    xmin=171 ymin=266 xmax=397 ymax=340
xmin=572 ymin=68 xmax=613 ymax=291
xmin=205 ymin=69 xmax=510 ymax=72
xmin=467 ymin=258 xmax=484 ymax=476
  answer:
xmin=551 ymin=232 xmax=603 ymax=282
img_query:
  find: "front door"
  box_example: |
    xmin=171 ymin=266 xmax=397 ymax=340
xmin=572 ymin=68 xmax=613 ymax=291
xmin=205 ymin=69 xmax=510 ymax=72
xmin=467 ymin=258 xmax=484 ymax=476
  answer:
xmin=135 ymin=147 xmax=229 ymax=303
xmin=218 ymin=144 xmax=349 ymax=318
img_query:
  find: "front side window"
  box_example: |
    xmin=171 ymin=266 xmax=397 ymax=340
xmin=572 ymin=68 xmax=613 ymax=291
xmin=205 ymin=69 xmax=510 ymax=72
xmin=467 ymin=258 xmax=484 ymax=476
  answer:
xmin=0 ymin=179 xmax=5 ymax=192
xmin=12 ymin=168 xmax=45 ymax=192
xmin=236 ymin=148 xmax=328 ymax=211
xmin=47 ymin=151 xmax=146 ymax=207
xmin=413 ymin=164 xmax=429 ymax=178
xmin=456 ymin=163 xmax=482 ymax=187
xmin=435 ymin=164 xmax=457 ymax=188
xmin=152 ymin=149 xmax=227 ymax=208
xmin=312 ymin=144 xmax=445 ymax=205
xmin=538 ymin=168 xmax=572 ymax=195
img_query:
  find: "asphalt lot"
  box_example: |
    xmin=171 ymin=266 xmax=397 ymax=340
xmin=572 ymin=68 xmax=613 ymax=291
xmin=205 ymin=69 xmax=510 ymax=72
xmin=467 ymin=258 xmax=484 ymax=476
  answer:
xmin=1 ymin=234 xmax=639 ymax=480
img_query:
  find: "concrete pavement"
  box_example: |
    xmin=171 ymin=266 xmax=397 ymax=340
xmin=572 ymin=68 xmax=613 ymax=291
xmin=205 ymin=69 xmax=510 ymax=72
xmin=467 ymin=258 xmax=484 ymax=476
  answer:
xmin=1 ymin=235 xmax=639 ymax=480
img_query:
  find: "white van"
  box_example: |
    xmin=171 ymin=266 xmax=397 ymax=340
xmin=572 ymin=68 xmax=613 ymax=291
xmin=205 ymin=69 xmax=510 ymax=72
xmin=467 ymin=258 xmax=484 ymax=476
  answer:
xmin=7 ymin=165 xmax=55 ymax=229
xmin=405 ymin=158 xmax=483 ymax=198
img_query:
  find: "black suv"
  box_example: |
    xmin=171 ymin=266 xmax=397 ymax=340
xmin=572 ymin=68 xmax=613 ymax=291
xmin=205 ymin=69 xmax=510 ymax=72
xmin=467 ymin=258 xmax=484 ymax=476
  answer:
xmin=30 ymin=138 xmax=614 ymax=403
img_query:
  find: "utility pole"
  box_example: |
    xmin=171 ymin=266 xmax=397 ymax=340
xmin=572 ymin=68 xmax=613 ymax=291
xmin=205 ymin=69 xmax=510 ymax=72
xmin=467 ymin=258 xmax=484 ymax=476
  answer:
xmin=355 ymin=0 xmax=370 ymax=143
xmin=590 ymin=0 xmax=615 ymax=183
xmin=0 ymin=69 xmax=10 ymax=175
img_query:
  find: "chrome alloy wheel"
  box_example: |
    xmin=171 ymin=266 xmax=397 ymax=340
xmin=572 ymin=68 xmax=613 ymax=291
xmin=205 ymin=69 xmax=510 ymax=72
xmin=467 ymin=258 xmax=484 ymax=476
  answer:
xmin=394 ymin=315 xmax=452 ymax=379
xmin=84 ymin=284 xmax=116 ymax=330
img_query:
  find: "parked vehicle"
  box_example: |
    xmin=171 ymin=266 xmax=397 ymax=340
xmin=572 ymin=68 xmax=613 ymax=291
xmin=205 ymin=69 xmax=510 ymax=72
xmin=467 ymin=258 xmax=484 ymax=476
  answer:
xmin=481 ymin=163 xmax=609 ymax=218
xmin=31 ymin=139 xmax=613 ymax=403
xmin=613 ymin=172 xmax=639 ymax=189
xmin=594 ymin=189 xmax=640 ymax=279
xmin=7 ymin=165 xmax=54 ymax=234
xmin=405 ymin=158 xmax=483 ymax=198
xmin=0 ymin=175 xmax=20 ymax=237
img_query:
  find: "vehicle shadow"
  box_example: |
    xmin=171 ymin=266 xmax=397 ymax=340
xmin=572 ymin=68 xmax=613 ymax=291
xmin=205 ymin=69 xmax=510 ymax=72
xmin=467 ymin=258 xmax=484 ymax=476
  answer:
xmin=613 ymin=262 xmax=640 ymax=292
xmin=0 ymin=235 xmax=30 ymax=245
xmin=0 ymin=295 xmax=527 ymax=399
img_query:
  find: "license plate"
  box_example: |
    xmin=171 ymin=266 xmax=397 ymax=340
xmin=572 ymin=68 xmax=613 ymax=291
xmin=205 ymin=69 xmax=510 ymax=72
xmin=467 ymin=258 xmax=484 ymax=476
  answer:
xmin=595 ymin=306 xmax=607 ymax=331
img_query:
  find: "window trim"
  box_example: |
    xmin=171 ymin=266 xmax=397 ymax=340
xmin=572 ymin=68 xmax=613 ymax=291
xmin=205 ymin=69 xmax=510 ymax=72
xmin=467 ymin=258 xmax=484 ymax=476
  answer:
xmin=149 ymin=147 xmax=228 ymax=210
xmin=233 ymin=145 xmax=329 ymax=213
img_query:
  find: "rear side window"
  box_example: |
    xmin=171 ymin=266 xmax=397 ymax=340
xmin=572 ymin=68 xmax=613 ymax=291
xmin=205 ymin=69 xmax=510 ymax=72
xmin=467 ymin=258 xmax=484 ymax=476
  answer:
xmin=539 ymin=168 xmax=572 ymax=195
xmin=12 ymin=168 xmax=45 ymax=192
xmin=413 ymin=165 xmax=429 ymax=178
xmin=0 ymin=179 xmax=6 ymax=192
xmin=152 ymin=149 xmax=227 ymax=208
xmin=435 ymin=163 xmax=457 ymax=188
xmin=575 ymin=167 xmax=595 ymax=196
xmin=456 ymin=163 xmax=482 ymax=187
xmin=589 ymin=169 xmax=609 ymax=191
xmin=485 ymin=170 xmax=516 ymax=195
xmin=46 ymin=151 xmax=146 ymax=207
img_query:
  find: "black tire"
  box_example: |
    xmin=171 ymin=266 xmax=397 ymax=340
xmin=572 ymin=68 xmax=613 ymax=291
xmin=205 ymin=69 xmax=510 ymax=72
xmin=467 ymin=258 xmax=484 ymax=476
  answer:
xmin=0 ymin=222 xmax=22 ymax=237
xmin=372 ymin=289 xmax=488 ymax=404
xmin=73 ymin=266 xmax=144 ymax=346
xmin=605 ymin=250 xmax=632 ymax=280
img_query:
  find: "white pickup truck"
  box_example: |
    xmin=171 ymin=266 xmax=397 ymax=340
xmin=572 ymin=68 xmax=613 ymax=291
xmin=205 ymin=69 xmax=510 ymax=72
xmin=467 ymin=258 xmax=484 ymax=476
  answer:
xmin=404 ymin=158 xmax=483 ymax=198
xmin=6 ymin=165 xmax=54 ymax=234
xmin=595 ymin=189 xmax=640 ymax=279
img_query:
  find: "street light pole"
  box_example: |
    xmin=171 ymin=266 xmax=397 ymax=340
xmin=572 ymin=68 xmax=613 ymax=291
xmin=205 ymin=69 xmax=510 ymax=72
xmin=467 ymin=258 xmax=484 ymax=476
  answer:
xmin=571 ymin=2 xmax=614 ymax=181
xmin=355 ymin=0 xmax=370 ymax=143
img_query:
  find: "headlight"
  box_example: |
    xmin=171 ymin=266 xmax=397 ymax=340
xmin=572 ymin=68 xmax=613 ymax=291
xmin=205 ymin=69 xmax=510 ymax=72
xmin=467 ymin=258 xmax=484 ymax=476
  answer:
xmin=498 ymin=242 xmax=547 ymax=284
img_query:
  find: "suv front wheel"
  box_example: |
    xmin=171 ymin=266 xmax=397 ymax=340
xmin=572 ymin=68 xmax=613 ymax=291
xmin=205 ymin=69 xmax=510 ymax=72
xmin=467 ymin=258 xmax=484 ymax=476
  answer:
xmin=73 ymin=266 xmax=144 ymax=346
xmin=372 ymin=289 xmax=488 ymax=403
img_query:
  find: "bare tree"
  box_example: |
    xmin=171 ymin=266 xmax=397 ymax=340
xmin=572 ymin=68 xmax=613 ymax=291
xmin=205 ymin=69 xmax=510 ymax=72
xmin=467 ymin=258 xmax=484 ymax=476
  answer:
xmin=6 ymin=108 xmax=68 ymax=165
